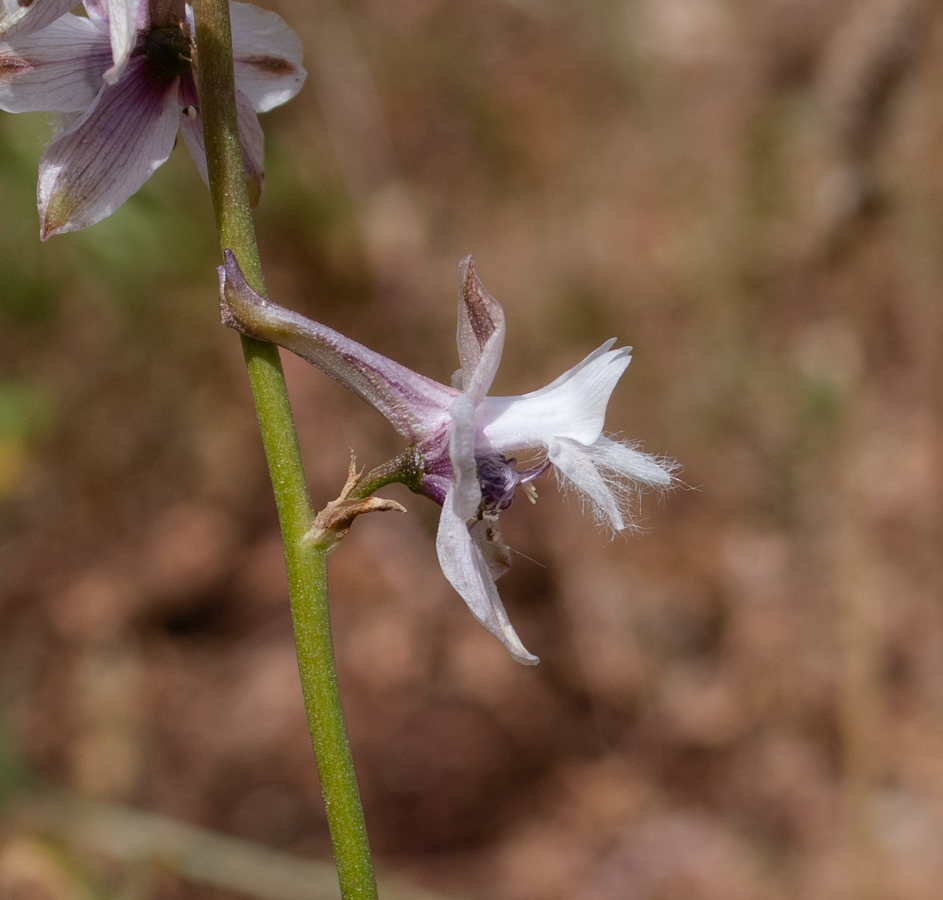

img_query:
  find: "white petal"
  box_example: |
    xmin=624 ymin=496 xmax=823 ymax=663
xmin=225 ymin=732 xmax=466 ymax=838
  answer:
xmin=435 ymin=490 xmax=538 ymax=665
xmin=469 ymin=514 xmax=511 ymax=579
xmin=448 ymin=392 xmax=481 ymax=521
xmin=590 ymin=434 xmax=675 ymax=488
xmin=102 ymin=0 xmax=143 ymax=84
xmin=0 ymin=14 xmax=110 ymax=112
xmin=1 ymin=0 xmax=77 ymax=39
xmin=548 ymin=436 xmax=625 ymax=530
xmin=38 ymin=59 xmax=179 ymax=237
xmin=524 ymin=338 xmax=618 ymax=397
xmin=477 ymin=343 xmax=631 ymax=453
xmin=230 ymin=1 xmax=305 ymax=113
xmin=548 ymin=435 xmax=675 ymax=531
xmin=455 ymin=256 xmax=505 ymax=403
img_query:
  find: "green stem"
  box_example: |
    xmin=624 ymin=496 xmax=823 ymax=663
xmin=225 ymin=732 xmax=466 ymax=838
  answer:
xmin=191 ymin=4 xmax=378 ymax=898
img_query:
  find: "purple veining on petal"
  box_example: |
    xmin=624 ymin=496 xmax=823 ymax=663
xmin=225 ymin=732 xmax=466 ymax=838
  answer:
xmin=0 ymin=0 xmax=76 ymax=40
xmin=4 ymin=0 xmax=303 ymax=235
xmin=38 ymin=54 xmax=179 ymax=238
xmin=0 ymin=14 xmax=112 ymax=113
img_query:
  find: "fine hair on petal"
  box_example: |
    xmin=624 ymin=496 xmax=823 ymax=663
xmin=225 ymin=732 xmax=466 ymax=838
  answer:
xmin=551 ymin=434 xmax=676 ymax=535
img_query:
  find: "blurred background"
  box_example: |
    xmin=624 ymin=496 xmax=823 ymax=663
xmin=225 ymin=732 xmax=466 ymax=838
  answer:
xmin=2 ymin=0 xmax=942 ymax=897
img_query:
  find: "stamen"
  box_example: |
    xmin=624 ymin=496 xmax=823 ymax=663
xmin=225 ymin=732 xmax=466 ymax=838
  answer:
xmin=519 ymin=459 xmax=551 ymax=484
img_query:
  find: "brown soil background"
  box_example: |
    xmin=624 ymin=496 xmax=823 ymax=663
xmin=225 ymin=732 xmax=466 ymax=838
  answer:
xmin=2 ymin=0 xmax=943 ymax=898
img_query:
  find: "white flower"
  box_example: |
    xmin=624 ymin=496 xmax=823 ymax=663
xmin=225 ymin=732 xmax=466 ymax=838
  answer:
xmin=0 ymin=0 xmax=305 ymax=238
xmin=219 ymin=252 xmax=675 ymax=664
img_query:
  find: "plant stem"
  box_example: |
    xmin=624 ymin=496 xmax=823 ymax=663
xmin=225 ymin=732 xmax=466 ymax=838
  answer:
xmin=191 ymin=4 xmax=378 ymax=898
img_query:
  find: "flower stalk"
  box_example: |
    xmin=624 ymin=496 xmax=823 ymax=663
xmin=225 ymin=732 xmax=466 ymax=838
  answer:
xmin=192 ymin=1 xmax=377 ymax=897
xmin=347 ymin=446 xmax=426 ymax=500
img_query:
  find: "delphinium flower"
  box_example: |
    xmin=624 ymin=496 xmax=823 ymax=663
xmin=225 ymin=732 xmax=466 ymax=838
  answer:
xmin=0 ymin=0 xmax=305 ymax=238
xmin=219 ymin=251 xmax=675 ymax=665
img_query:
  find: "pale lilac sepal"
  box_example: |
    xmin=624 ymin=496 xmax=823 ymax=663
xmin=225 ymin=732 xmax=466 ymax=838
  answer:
xmin=0 ymin=0 xmax=76 ymax=39
xmin=436 ymin=489 xmax=539 ymax=665
xmin=38 ymin=57 xmax=179 ymax=238
xmin=101 ymin=0 xmax=143 ymax=85
xmin=0 ymin=15 xmax=111 ymax=113
xmin=235 ymin=87 xmax=265 ymax=204
xmin=177 ymin=76 xmax=207 ymax=181
xmin=230 ymin=0 xmax=306 ymax=113
xmin=447 ymin=255 xmax=503 ymax=519
xmin=455 ymin=255 xmax=504 ymax=403
xmin=448 ymin=392 xmax=481 ymax=521
xmin=184 ymin=87 xmax=266 ymax=204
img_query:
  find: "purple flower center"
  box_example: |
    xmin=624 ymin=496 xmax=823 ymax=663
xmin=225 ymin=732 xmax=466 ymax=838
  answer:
xmin=143 ymin=24 xmax=192 ymax=83
xmin=476 ymin=455 xmax=550 ymax=512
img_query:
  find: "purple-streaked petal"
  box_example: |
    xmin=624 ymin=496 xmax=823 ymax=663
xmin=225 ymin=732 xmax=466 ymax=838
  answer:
xmin=230 ymin=0 xmax=304 ymax=113
xmin=101 ymin=0 xmax=144 ymax=84
xmin=455 ymin=255 xmax=505 ymax=403
xmin=218 ymin=251 xmax=458 ymax=443
xmin=1 ymin=0 xmax=77 ymax=40
xmin=0 ymin=14 xmax=110 ymax=112
xmin=82 ymin=0 xmax=107 ymax=23
xmin=435 ymin=489 xmax=538 ymax=665
xmin=477 ymin=343 xmax=631 ymax=453
xmin=38 ymin=58 xmax=179 ymax=238
xmin=447 ymin=392 xmax=481 ymax=520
